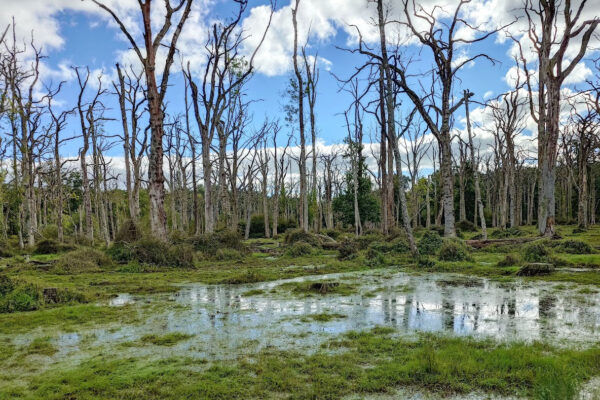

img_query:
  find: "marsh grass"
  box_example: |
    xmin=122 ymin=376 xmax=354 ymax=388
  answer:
xmin=4 ymin=328 xmax=599 ymax=400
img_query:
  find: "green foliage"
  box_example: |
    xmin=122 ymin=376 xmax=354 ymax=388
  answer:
xmin=54 ymin=248 xmax=113 ymax=274
xmin=438 ymin=239 xmax=471 ymax=262
xmin=337 ymin=238 xmax=358 ymax=260
xmin=187 ymin=230 xmax=247 ymax=257
xmin=557 ymin=240 xmax=593 ymax=254
xmin=457 ymin=220 xmax=478 ymax=232
xmin=114 ymin=219 xmax=142 ymax=243
xmin=418 ymin=231 xmax=443 ymax=255
xmin=523 ymin=242 xmax=551 ymax=263
xmin=497 ymin=253 xmax=521 ymax=267
xmin=40 ymin=224 xmax=58 ymax=239
xmin=139 ymin=333 xmax=193 ymax=346
xmin=283 ymin=229 xmax=321 ymax=247
xmin=353 ymin=233 xmax=384 ymax=250
xmin=285 ymin=241 xmax=313 ymax=257
xmin=214 ymin=248 xmax=243 ymax=261
xmin=34 ymin=239 xmax=73 ymax=255
xmin=112 ymin=238 xmax=195 ymax=268
xmin=0 ymin=274 xmax=15 ymax=296
xmin=417 ymin=256 xmax=436 ymax=268
xmin=0 ymin=283 xmax=41 ymax=313
xmin=365 ymin=247 xmax=385 ymax=267
xmin=369 ymin=238 xmax=410 ymax=254
xmin=332 ymin=139 xmax=380 ymax=228
xmin=321 ymin=229 xmax=341 ymax=240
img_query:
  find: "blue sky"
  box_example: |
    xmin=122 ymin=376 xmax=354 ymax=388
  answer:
xmin=3 ymin=0 xmax=598 ymax=168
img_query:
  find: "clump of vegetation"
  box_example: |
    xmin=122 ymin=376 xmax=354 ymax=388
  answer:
xmin=114 ymin=219 xmax=142 ymax=243
xmin=302 ymin=312 xmax=346 ymax=322
xmin=285 ymin=241 xmax=313 ymax=257
xmin=284 ymin=229 xmax=322 ymax=248
xmin=0 ymin=274 xmax=15 ymax=296
xmin=139 ymin=332 xmax=193 ymax=346
xmin=457 ymin=220 xmax=478 ymax=232
xmin=365 ymin=247 xmax=385 ymax=267
xmin=523 ymin=242 xmax=550 ymax=263
xmin=417 ymin=256 xmax=436 ymax=268
xmin=33 ymin=239 xmax=73 ymax=255
xmin=517 ymin=263 xmax=555 ymax=276
xmin=0 ymin=282 xmax=41 ymax=313
xmin=187 ymin=230 xmax=248 ymax=257
xmin=418 ymin=231 xmax=443 ymax=256
xmin=280 ymin=280 xmax=356 ymax=295
xmin=557 ymin=239 xmax=594 ymax=254
xmin=214 ymin=248 xmax=243 ymax=261
xmin=491 ymin=227 xmax=523 ymax=238
xmin=108 ymin=238 xmax=195 ymax=268
xmin=25 ymin=337 xmax=58 ymax=356
xmin=321 ymin=229 xmax=341 ymax=240
xmin=337 ymin=238 xmax=358 ymax=260
xmin=54 ymin=248 xmax=113 ymax=274
xmin=438 ymin=239 xmax=471 ymax=262
xmin=369 ymin=238 xmax=409 ymax=254
xmin=497 ymin=253 xmax=521 ymax=267
xmin=353 ymin=233 xmax=384 ymax=250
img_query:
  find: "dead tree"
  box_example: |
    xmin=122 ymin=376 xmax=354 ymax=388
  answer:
xmin=291 ymin=0 xmax=308 ymax=232
xmin=514 ymin=0 xmax=598 ymax=236
xmin=93 ymin=0 xmax=193 ymax=238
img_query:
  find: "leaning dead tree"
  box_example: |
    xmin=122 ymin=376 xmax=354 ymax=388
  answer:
xmin=514 ymin=0 xmax=598 ymax=236
xmin=92 ymin=0 xmax=193 ymax=239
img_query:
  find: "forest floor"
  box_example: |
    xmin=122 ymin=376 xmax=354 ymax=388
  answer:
xmin=1 ymin=225 xmax=600 ymax=399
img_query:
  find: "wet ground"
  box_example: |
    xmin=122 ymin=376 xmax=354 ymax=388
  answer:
xmin=3 ymin=268 xmax=600 ymax=396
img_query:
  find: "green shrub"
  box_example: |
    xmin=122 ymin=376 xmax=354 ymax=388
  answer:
xmin=497 ymin=253 xmax=521 ymax=267
xmin=418 ymin=231 xmax=443 ymax=256
xmin=428 ymin=225 xmax=445 ymax=236
xmin=337 ymin=238 xmax=357 ymax=260
xmin=438 ymin=239 xmax=470 ymax=262
xmin=370 ymin=238 xmax=409 ymax=254
xmin=187 ymin=230 xmax=247 ymax=256
xmin=286 ymin=241 xmax=313 ymax=257
xmin=130 ymin=238 xmax=171 ymax=266
xmin=106 ymin=241 xmax=133 ymax=263
xmin=353 ymin=233 xmax=384 ymax=250
xmin=166 ymin=244 xmax=196 ymax=268
xmin=0 ymin=284 xmax=41 ymax=313
xmin=41 ymin=224 xmax=58 ymax=239
xmin=365 ymin=247 xmax=385 ymax=267
xmin=284 ymin=229 xmax=321 ymax=248
xmin=0 ymin=274 xmax=15 ymax=296
xmin=321 ymin=229 xmax=341 ymax=240
xmin=115 ymin=219 xmax=142 ymax=243
xmin=33 ymin=239 xmax=74 ymax=255
xmin=558 ymin=240 xmax=593 ymax=254
xmin=417 ymin=256 xmax=436 ymax=268
xmin=457 ymin=220 xmax=478 ymax=232
xmin=214 ymin=248 xmax=243 ymax=261
xmin=54 ymin=248 xmax=113 ymax=274
xmin=523 ymin=242 xmax=550 ymax=263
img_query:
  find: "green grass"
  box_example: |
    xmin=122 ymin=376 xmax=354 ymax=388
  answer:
xmin=139 ymin=332 xmax=194 ymax=346
xmin=3 ymin=328 xmax=598 ymax=399
xmin=25 ymin=337 xmax=57 ymax=356
xmin=276 ymin=280 xmax=358 ymax=296
xmin=300 ymin=312 xmax=346 ymax=322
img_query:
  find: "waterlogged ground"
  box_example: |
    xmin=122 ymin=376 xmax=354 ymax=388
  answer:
xmin=3 ymin=268 xmax=600 ymax=389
